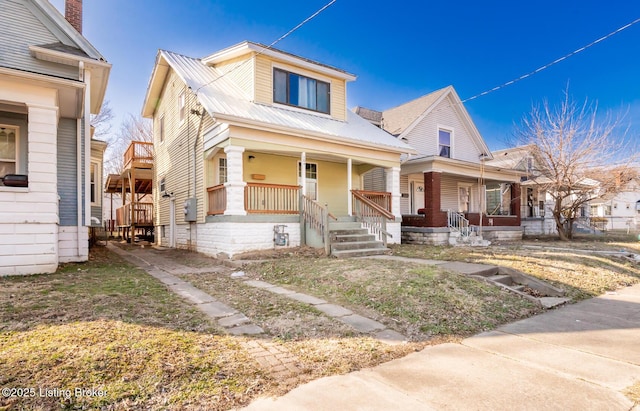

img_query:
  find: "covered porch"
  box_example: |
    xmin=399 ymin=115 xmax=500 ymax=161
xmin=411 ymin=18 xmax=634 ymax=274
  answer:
xmin=400 ymin=156 xmax=523 ymax=244
xmin=202 ymin=140 xmax=402 ymax=252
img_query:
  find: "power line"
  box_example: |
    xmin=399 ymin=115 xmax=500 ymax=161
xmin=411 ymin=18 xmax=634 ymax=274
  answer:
xmin=461 ymin=17 xmax=640 ymax=103
xmin=194 ymin=0 xmax=337 ymax=94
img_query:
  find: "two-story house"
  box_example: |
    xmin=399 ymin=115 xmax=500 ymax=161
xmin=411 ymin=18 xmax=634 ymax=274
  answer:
xmin=0 ymin=0 xmax=110 ymax=274
xmin=357 ymin=86 xmax=524 ymax=244
xmin=142 ymin=41 xmax=414 ymax=258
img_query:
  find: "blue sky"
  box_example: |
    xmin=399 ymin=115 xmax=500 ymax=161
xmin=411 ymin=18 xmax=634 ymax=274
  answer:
xmin=50 ymin=0 xmax=640 ymax=150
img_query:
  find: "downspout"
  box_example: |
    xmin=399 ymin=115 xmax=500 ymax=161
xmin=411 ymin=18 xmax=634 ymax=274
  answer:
xmin=83 ymin=67 xmax=92 ymax=236
xmin=76 ymin=61 xmax=84 ymax=258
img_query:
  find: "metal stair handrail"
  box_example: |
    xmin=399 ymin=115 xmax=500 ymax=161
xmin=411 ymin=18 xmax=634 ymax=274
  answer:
xmin=447 ymin=210 xmax=470 ymax=237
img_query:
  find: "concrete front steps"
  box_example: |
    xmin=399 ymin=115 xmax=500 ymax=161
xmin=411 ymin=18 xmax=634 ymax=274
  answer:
xmin=471 ymin=265 xmax=570 ymax=308
xmin=329 ymin=221 xmax=389 ymax=258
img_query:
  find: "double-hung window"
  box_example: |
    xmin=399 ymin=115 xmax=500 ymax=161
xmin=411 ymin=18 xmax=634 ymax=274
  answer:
xmin=438 ymin=129 xmax=451 ymax=158
xmin=274 ymin=68 xmax=330 ymax=114
xmin=218 ymin=157 xmax=227 ymax=185
xmin=0 ymin=125 xmax=18 ymax=180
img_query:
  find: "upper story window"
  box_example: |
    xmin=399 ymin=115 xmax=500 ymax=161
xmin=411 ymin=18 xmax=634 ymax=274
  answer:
xmin=438 ymin=129 xmax=451 ymax=158
xmin=0 ymin=125 xmax=18 ymax=180
xmin=178 ymin=92 xmax=186 ymax=122
xmin=273 ymin=68 xmax=330 ymax=114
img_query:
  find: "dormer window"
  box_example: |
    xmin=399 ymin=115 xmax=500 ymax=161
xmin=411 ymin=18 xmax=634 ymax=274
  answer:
xmin=438 ymin=129 xmax=451 ymax=158
xmin=273 ymin=68 xmax=330 ymax=114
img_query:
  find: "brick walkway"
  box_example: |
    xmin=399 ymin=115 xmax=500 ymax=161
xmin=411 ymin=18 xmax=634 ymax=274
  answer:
xmin=106 ymin=242 xmax=408 ymax=385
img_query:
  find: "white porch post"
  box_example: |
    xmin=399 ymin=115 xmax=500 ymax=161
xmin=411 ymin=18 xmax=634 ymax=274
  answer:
xmin=347 ymin=158 xmax=353 ymax=216
xmin=300 ymin=152 xmax=307 ymax=196
xmin=223 ymin=145 xmax=246 ymax=215
xmin=386 ymin=166 xmax=401 ymax=218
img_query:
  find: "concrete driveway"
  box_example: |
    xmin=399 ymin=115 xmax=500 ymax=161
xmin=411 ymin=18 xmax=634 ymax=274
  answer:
xmin=243 ymin=283 xmax=640 ymax=410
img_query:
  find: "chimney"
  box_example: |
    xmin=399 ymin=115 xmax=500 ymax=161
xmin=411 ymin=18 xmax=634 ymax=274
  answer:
xmin=65 ymin=0 xmax=82 ymax=34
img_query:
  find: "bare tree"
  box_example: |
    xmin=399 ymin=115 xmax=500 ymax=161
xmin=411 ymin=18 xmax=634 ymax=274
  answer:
xmin=90 ymin=100 xmax=114 ymax=139
xmin=104 ymin=114 xmax=152 ymax=175
xmin=516 ymin=90 xmax=637 ymax=240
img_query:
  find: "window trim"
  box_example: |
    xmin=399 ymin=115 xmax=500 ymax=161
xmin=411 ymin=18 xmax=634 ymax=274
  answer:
xmin=437 ymin=125 xmax=453 ymax=158
xmin=273 ymin=67 xmax=331 ymax=114
xmin=0 ymin=124 xmax=19 ymax=179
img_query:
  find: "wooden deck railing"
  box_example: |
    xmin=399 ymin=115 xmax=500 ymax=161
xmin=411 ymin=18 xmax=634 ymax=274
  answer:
xmin=245 ymin=183 xmax=300 ymax=214
xmin=115 ymin=202 xmax=154 ymax=227
xmin=351 ymin=189 xmax=392 ymax=213
xmin=207 ymin=184 xmax=226 ymax=215
xmin=351 ymin=190 xmax=394 ymax=245
xmin=124 ymin=141 xmax=153 ymax=169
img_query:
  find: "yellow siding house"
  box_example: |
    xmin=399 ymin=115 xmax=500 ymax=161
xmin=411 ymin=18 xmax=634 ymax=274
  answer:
xmin=142 ymin=41 xmax=414 ymax=258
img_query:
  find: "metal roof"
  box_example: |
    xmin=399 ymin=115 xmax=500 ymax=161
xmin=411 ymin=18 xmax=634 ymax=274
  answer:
xmin=160 ymin=50 xmax=414 ymax=153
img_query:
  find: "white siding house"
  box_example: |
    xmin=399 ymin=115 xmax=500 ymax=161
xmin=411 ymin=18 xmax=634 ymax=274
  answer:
xmin=0 ymin=0 xmax=110 ymax=274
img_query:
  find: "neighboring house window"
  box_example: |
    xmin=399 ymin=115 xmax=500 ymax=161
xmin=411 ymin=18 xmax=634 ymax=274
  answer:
xmin=485 ymin=183 xmax=511 ymax=215
xmin=159 ymin=177 xmax=166 ymax=193
xmin=605 ymin=205 xmax=612 ymax=216
xmin=0 ymin=125 xmax=18 ymax=180
xmin=590 ymin=205 xmax=598 ymax=216
xmin=273 ymin=68 xmax=330 ymax=114
xmin=178 ymin=92 xmax=186 ymax=122
xmin=218 ymin=157 xmax=227 ymax=185
xmin=159 ymin=115 xmax=165 ymax=143
xmin=90 ymin=163 xmax=98 ymax=204
xmin=298 ymin=162 xmax=318 ymax=200
xmin=438 ymin=129 xmax=451 ymax=158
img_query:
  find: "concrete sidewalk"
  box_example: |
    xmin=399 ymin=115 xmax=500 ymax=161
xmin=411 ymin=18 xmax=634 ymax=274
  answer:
xmin=242 ymin=284 xmax=640 ymax=410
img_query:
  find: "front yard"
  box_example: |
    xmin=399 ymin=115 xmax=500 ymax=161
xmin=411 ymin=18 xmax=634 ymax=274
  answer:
xmin=1 ymin=235 xmax=639 ymax=410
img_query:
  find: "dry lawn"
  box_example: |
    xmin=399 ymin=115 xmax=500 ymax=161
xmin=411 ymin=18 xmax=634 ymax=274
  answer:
xmin=2 ymin=234 xmax=638 ymax=410
xmin=390 ymin=234 xmax=640 ymax=301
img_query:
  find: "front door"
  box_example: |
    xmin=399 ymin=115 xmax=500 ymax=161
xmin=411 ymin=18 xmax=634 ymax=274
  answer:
xmin=299 ymin=162 xmax=318 ymax=200
xmin=410 ymin=179 xmax=425 ymax=214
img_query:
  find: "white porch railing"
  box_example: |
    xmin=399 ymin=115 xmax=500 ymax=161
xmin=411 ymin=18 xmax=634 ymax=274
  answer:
xmin=351 ymin=190 xmax=394 ymax=246
xmin=447 ymin=210 xmax=470 ymax=237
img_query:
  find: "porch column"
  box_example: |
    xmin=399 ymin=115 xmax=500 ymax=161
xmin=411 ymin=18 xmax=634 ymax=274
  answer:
xmin=511 ymin=182 xmax=521 ymax=224
xmin=424 ymin=171 xmax=446 ymax=227
xmin=300 ymin=152 xmax=306 ymax=196
xmin=223 ymin=145 xmax=246 ymax=215
xmin=385 ymin=166 xmax=401 ymax=218
xmin=347 ymin=158 xmax=353 ymax=216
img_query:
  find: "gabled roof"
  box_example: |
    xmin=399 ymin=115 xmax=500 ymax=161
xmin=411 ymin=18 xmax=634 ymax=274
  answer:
xmin=381 ymin=87 xmax=449 ymax=136
xmin=30 ymin=0 xmax=106 ymax=61
xmin=377 ymin=86 xmax=492 ymax=159
xmin=142 ymin=48 xmax=414 ymax=154
xmin=1 ymin=0 xmax=111 ymax=114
